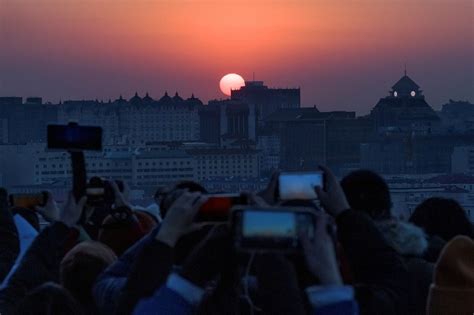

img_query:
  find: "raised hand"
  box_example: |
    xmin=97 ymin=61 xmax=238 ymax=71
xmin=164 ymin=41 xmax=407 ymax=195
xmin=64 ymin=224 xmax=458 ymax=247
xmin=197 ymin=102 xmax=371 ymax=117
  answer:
xmin=315 ymin=166 xmax=350 ymax=217
xmin=36 ymin=192 xmax=60 ymax=223
xmin=300 ymin=213 xmax=342 ymax=285
xmin=60 ymin=192 xmax=87 ymax=228
xmin=155 ymin=191 xmax=208 ymax=247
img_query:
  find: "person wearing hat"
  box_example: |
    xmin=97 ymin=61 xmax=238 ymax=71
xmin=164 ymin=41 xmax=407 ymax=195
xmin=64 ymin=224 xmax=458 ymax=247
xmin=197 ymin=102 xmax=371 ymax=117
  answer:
xmin=427 ymin=235 xmax=474 ymax=314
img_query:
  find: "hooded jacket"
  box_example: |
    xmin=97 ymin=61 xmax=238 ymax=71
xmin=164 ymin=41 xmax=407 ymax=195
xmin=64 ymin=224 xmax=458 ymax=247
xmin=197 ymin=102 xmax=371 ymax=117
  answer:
xmin=376 ymin=220 xmax=434 ymax=315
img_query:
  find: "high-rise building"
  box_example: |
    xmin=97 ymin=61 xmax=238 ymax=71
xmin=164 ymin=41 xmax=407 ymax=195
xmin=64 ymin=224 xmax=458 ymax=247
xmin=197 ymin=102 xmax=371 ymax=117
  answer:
xmin=231 ymin=80 xmax=300 ymax=122
xmin=265 ymin=108 xmax=373 ymax=173
xmin=200 ymin=99 xmax=257 ymax=144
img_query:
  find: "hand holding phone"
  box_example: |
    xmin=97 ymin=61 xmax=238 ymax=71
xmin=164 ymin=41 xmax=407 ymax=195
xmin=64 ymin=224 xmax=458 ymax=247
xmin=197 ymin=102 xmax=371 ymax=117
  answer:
xmin=300 ymin=212 xmax=342 ymax=285
xmin=195 ymin=194 xmax=246 ymax=222
xmin=231 ymin=207 xmax=316 ymax=252
xmin=314 ymin=166 xmax=350 ymax=217
xmin=278 ymin=172 xmax=324 ymax=200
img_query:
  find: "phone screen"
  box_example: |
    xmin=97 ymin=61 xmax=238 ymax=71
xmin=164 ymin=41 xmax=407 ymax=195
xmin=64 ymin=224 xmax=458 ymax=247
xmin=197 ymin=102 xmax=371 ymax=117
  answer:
xmin=47 ymin=124 xmax=102 ymax=151
xmin=234 ymin=208 xmax=315 ymax=251
xmin=279 ymin=172 xmax=323 ymax=200
xmin=242 ymin=210 xmax=296 ymax=239
xmin=10 ymin=193 xmax=46 ymax=209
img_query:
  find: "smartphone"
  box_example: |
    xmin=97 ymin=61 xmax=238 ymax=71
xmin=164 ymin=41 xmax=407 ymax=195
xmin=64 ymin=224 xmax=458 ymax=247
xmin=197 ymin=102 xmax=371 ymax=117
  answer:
xmin=196 ymin=194 xmax=246 ymax=222
xmin=231 ymin=207 xmax=316 ymax=252
xmin=47 ymin=123 xmax=102 ymax=151
xmin=86 ymin=177 xmax=123 ymax=207
xmin=9 ymin=192 xmax=47 ymax=209
xmin=278 ymin=171 xmax=324 ymax=200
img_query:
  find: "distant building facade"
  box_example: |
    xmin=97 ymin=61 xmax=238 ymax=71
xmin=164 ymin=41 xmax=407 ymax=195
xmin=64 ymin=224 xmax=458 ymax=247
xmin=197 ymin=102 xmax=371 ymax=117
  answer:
xmin=58 ymin=92 xmax=202 ymax=145
xmin=438 ymin=100 xmax=474 ymax=134
xmin=265 ymin=108 xmax=374 ymax=174
xmin=231 ymin=80 xmax=300 ymax=123
xmin=452 ymin=146 xmax=474 ymax=174
xmin=200 ymin=99 xmax=257 ymax=144
xmin=370 ymin=72 xmax=440 ymax=135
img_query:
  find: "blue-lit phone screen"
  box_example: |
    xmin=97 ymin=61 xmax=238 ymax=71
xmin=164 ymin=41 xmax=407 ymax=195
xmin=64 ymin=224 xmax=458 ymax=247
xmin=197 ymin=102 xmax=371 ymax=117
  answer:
xmin=242 ymin=210 xmax=296 ymax=238
xmin=279 ymin=172 xmax=323 ymax=200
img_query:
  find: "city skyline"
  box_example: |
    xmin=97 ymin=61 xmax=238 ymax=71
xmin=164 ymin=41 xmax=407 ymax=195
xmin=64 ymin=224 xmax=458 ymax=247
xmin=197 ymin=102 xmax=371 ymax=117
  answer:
xmin=1 ymin=0 xmax=472 ymax=114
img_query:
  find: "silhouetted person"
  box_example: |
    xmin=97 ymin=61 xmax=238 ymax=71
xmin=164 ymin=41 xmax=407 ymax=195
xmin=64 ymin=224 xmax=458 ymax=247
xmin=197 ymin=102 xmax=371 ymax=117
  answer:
xmin=410 ymin=197 xmax=474 ymax=242
xmin=340 ymin=170 xmax=391 ymax=219
xmin=341 ymin=169 xmax=435 ymax=314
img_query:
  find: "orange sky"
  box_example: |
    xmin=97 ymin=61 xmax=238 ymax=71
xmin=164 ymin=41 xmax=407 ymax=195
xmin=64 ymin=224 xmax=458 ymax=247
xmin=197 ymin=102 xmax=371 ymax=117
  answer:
xmin=1 ymin=0 xmax=472 ymax=113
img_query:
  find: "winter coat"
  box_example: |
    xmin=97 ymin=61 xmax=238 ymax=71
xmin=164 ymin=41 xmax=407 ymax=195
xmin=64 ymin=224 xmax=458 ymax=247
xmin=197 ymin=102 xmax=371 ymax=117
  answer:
xmin=336 ymin=209 xmax=411 ymax=315
xmin=377 ymin=220 xmax=435 ymax=315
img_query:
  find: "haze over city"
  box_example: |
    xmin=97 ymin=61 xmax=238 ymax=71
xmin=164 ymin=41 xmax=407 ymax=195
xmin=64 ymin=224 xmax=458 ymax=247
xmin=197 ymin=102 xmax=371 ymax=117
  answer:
xmin=1 ymin=0 xmax=472 ymax=114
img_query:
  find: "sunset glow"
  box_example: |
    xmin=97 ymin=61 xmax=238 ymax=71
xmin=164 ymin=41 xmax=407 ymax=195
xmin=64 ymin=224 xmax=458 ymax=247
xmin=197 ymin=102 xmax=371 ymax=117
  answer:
xmin=220 ymin=74 xmax=245 ymax=96
xmin=0 ymin=0 xmax=472 ymax=113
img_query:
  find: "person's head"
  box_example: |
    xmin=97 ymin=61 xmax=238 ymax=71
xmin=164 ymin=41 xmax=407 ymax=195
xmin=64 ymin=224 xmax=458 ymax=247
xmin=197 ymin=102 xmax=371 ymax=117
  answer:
xmin=98 ymin=209 xmax=157 ymax=256
xmin=410 ymin=197 xmax=474 ymax=242
xmin=60 ymin=241 xmax=117 ymax=309
xmin=15 ymin=282 xmax=84 ymax=315
xmin=340 ymin=170 xmax=392 ymax=220
xmin=159 ymin=180 xmax=207 ymax=219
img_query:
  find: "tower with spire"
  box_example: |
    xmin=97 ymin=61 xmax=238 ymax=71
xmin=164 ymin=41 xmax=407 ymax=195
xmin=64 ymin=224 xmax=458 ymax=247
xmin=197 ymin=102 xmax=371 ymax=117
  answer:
xmin=370 ymin=71 xmax=439 ymax=134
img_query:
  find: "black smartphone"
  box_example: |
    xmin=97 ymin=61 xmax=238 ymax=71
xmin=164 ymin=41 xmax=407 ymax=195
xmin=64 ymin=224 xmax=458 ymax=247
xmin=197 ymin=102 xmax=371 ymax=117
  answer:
xmin=231 ymin=207 xmax=316 ymax=252
xmin=86 ymin=177 xmax=124 ymax=207
xmin=195 ymin=194 xmax=246 ymax=222
xmin=278 ymin=171 xmax=324 ymax=200
xmin=47 ymin=123 xmax=102 ymax=151
xmin=9 ymin=192 xmax=48 ymax=209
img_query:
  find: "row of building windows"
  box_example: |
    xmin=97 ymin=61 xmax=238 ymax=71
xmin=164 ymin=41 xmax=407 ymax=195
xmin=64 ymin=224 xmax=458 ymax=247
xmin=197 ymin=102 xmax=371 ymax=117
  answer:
xmin=136 ymin=168 xmax=194 ymax=173
xmin=137 ymin=161 xmax=191 ymax=166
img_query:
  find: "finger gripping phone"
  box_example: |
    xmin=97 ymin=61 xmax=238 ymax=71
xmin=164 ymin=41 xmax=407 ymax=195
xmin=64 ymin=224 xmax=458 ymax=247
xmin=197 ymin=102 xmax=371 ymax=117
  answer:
xmin=278 ymin=171 xmax=324 ymax=200
xmin=47 ymin=123 xmax=102 ymax=151
xmin=231 ymin=207 xmax=316 ymax=252
xmin=9 ymin=192 xmax=47 ymax=209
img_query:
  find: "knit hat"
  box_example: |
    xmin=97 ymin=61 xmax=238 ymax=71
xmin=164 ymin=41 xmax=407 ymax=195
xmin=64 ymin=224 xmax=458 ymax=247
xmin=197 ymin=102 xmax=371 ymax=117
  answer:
xmin=427 ymin=235 xmax=474 ymax=315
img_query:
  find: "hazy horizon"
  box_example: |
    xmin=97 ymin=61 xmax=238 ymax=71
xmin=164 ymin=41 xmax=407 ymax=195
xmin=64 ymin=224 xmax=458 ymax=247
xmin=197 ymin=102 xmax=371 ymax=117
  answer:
xmin=1 ymin=0 xmax=472 ymax=114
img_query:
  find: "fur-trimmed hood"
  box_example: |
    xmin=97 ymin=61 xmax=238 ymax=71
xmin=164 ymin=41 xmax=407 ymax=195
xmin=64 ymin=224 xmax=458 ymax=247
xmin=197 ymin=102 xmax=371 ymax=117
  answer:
xmin=376 ymin=220 xmax=429 ymax=256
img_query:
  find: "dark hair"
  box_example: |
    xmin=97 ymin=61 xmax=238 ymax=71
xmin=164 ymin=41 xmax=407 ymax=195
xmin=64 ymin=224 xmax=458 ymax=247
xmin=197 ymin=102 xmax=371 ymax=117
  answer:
xmin=14 ymin=282 xmax=84 ymax=315
xmin=60 ymin=241 xmax=116 ymax=312
xmin=340 ymin=170 xmax=392 ymax=219
xmin=410 ymin=197 xmax=474 ymax=242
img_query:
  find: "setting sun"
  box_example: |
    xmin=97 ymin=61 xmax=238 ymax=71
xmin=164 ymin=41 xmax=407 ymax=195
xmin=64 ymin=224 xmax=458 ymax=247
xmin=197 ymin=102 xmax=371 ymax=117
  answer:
xmin=219 ymin=73 xmax=245 ymax=96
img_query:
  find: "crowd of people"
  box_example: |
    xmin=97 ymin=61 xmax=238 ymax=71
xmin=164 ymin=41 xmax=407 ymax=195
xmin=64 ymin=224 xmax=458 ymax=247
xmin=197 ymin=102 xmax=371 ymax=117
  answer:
xmin=0 ymin=166 xmax=472 ymax=315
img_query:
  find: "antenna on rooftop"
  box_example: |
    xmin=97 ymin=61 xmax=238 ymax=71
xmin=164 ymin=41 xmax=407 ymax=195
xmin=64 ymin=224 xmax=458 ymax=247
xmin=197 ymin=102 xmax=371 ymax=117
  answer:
xmin=404 ymin=63 xmax=407 ymax=76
